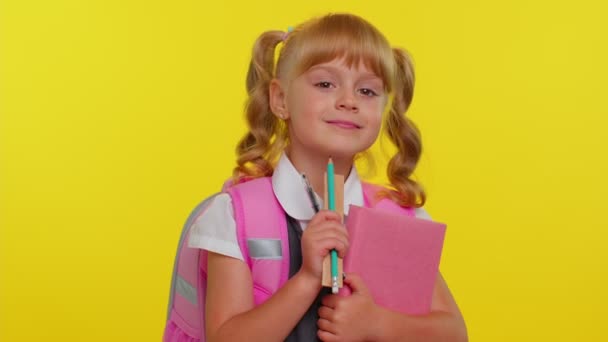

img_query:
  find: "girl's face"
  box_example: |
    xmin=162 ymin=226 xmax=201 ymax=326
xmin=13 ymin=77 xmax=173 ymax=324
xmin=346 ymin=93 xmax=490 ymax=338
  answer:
xmin=278 ymin=58 xmax=387 ymax=160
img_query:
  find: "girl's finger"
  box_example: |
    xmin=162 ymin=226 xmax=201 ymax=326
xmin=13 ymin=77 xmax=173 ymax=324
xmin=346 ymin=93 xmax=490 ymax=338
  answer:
xmin=306 ymin=222 xmax=348 ymax=241
xmin=308 ymin=210 xmax=342 ymax=226
xmin=307 ymin=238 xmax=348 ymax=257
xmin=317 ymin=318 xmax=337 ymax=334
xmin=317 ymin=329 xmax=339 ymax=342
xmin=307 ymin=226 xmax=349 ymax=244
xmin=318 ymin=305 xmax=335 ymax=319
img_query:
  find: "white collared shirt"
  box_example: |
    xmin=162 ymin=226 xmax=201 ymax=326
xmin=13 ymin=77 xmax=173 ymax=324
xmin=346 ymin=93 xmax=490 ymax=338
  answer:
xmin=187 ymin=154 xmax=364 ymax=261
xmin=187 ymin=154 xmax=430 ymax=261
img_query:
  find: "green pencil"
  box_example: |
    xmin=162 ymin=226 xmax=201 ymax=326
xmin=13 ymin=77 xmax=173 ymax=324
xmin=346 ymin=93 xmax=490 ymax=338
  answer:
xmin=327 ymin=158 xmax=339 ymax=294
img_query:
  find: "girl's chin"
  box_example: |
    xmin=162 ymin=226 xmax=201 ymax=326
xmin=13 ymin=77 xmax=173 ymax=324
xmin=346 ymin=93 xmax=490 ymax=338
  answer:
xmin=315 ymin=146 xmax=363 ymax=160
xmin=291 ymin=138 xmax=372 ymax=160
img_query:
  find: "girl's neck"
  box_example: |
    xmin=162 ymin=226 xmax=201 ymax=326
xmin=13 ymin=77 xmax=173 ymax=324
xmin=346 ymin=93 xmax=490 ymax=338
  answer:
xmin=285 ymin=147 xmax=353 ymax=199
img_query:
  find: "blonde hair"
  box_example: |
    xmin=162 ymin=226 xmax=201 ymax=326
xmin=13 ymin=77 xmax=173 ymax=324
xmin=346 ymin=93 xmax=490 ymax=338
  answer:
xmin=233 ymin=13 xmax=425 ymax=207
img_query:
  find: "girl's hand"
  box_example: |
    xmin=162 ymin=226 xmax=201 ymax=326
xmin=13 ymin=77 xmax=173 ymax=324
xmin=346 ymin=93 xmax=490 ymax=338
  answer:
xmin=298 ymin=210 xmax=349 ymax=282
xmin=317 ymin=273 xmax=381 ymax=342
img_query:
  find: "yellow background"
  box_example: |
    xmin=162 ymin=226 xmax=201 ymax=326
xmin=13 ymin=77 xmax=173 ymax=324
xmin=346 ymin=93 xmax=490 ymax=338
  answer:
xmin=1 ymin=0 xmax=607 ymax=340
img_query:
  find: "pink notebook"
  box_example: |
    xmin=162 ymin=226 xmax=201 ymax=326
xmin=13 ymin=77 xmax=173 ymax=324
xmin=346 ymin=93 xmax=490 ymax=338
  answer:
xmin=339 ymin=205 xmax=447 ymax=315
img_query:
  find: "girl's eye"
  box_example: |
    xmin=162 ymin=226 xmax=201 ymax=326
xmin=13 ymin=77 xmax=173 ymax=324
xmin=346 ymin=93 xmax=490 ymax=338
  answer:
xmin=315 ymin=81 xmax=333 ymax=88
xmin=359 ymin=88 xmax=378 ymax=97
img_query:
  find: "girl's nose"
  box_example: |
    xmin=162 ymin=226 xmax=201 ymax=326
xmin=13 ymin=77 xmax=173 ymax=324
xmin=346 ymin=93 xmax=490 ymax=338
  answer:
xmin=336 ymin=90 xmax=359 ymax=112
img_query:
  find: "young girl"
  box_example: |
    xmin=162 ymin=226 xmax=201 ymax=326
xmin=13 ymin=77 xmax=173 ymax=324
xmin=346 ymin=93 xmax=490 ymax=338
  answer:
xmin=166 ymin=13 xmax=467 ymax=342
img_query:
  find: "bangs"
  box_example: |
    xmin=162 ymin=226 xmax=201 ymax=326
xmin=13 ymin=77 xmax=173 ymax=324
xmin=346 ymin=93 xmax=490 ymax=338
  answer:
xmin=277 ymin=14 xmax=395 ymax=91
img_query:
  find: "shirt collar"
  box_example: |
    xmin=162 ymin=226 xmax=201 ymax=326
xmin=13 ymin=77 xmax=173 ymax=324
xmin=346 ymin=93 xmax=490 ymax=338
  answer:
xmin=272 ymin=153 xmax=364 ymax=220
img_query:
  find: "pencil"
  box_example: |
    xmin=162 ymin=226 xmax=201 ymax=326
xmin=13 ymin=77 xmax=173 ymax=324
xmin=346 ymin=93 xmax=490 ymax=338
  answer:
xmin=327 ymin=158 xmax=339 ymax=294
xmin=302 ymin=174 xmax=320 ymax=213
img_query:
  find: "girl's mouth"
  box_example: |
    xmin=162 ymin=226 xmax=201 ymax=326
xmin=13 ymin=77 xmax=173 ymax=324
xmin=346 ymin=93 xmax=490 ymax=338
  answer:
xmin=325 ymin=120 xmax=361 ymax=129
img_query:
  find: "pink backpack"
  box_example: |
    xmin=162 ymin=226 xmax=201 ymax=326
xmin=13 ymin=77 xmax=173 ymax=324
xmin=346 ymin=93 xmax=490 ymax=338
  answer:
xmin=163 ymin=177 xmax=414 ymax=341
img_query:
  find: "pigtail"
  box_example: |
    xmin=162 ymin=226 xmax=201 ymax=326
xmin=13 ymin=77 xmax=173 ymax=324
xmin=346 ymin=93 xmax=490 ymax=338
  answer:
xmin=233 ymin=30 xmax=286 ymax=183
xmin=383 ymin=48 xmax=426 ymax=207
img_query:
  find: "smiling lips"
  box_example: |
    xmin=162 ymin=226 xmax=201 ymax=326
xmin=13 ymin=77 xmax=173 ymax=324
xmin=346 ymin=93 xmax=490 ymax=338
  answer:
xmin=325 ymin=120 xmax=362 ymax=129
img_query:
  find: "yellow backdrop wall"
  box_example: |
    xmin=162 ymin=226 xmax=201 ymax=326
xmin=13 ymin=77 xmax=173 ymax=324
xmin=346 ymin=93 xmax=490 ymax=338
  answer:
xmin=1 ymin=0 xmax=607 ymax=340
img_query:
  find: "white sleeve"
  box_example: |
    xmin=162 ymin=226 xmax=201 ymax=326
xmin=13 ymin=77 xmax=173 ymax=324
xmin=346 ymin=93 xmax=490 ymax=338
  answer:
xmin=414 ymin=207 xmax=433 ymax=221
xmin=187 ymin=193 xmax=245 ymax=261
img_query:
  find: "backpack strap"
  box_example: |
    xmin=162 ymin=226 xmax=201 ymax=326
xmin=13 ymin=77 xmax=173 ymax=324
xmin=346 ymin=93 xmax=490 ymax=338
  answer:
xmin=226 ymin=177 xmax=291 ymax=304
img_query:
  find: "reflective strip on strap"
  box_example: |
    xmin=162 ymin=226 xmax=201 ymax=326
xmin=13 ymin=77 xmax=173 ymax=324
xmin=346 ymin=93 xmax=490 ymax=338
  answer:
xmin=247 ymin=239 xmax=282 ymax=259
xmin=176 ymin=275 xmax=198 ymax=306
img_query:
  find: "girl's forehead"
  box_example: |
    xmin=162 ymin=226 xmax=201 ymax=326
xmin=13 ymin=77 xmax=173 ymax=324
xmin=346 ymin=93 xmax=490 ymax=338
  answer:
xmin=305 ymin=58 xmax=383 ymax=79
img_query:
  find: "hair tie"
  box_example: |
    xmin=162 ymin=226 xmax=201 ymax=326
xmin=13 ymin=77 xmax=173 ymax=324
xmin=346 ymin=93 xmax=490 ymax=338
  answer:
xmin=282 ymin=26 xmax=294 ymax=41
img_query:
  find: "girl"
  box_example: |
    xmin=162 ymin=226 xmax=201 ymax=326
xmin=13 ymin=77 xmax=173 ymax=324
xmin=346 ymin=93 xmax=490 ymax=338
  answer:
xmin=166 ymin=13 xmax=467 ymax=342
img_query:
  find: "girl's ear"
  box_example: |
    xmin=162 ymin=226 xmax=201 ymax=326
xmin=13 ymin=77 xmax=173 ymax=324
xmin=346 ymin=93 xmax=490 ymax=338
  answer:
xmin=269 ymin=79 xmax=290 ymax=120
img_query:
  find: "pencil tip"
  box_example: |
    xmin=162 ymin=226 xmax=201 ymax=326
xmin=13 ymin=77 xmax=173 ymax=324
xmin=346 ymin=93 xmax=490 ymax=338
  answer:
xmin=328 ymin=157 xmax=333 ymax=164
